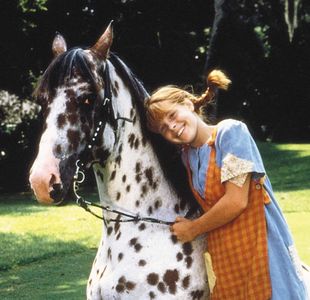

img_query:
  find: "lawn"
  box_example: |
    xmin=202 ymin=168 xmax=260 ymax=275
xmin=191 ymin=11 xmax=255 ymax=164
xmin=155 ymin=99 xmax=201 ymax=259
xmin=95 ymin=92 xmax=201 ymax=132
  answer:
xmin=258 ymin=142 xmax=310 ymax=264
xmin=0 ymin=142 xmax=310 ymax=299
xmin=0 ymin=193 xmax=102 ymax=299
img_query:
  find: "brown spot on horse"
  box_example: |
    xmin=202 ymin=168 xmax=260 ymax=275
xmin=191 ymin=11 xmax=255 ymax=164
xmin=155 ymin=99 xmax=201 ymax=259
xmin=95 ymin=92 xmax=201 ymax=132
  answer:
xmin=67 ymin=129 xmax=80 ymax=151
xmin=147 ymin=273 xmax=159 ymax=286
xmin=57 ymin=113 xmax=66 ymax=128
xmin=182 ymin=275 xmax=190 ymax=289
xmin=163 ymin=269 xmax=179 ymax=294
xmin=68 ymin=113 xmax=78 ymax=125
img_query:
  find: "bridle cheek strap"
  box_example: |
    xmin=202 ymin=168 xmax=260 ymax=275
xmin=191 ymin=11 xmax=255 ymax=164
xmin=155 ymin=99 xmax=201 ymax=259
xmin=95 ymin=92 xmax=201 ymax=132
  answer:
xmin=96 ymin=62 xmax=117 ymax=131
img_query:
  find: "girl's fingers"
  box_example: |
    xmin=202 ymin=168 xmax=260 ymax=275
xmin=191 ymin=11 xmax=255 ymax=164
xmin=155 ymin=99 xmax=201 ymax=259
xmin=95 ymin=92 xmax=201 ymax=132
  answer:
xmin=175 ymin=216 xmax=188 ymax=223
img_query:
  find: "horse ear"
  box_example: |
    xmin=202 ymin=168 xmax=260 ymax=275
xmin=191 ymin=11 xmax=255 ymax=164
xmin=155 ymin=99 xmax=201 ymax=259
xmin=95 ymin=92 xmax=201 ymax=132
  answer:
xmin=91 ymin=21 xmax=113 ymax=60
xmin=52 ymin=33 xmax=67 ymax=57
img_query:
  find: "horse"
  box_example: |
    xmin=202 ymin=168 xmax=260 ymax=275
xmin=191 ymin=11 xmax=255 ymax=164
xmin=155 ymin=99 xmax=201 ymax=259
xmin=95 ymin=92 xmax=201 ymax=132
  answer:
xmin=29 ymin=24 xmax=209 ymax=299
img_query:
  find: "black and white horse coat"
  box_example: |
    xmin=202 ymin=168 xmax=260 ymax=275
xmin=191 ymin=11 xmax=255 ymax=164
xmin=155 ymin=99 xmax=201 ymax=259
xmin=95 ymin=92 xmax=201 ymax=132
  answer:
xmin=29 ymin=26 xmax=209 ymax=300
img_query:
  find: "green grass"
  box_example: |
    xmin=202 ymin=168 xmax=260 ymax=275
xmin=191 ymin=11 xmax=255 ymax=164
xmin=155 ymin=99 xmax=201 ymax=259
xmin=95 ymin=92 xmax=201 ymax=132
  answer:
xmin=285 ymin=213 xmax=310 ymax=264
xmin=0 ymin=251 xmax=96 ymax=300
xmin=0 ymin=142 xmax=310 ymax=299
xmin=258 ymin=142 xmax=310 ymax=264
xmin=258 ymin=142 xmax=310 ymax=194
xmin=0 ymin=193 xmax=101 ymax=299
xmin=258 ymin=142 xmax=310 ymax=213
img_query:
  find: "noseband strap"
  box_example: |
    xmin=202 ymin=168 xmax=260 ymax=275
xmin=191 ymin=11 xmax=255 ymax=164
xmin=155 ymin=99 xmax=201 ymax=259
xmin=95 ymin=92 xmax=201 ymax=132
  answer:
xmin=98 ymin=62 xmax=134 ymax=131
xmin=98 ymin=62 xmax=117 ymax=130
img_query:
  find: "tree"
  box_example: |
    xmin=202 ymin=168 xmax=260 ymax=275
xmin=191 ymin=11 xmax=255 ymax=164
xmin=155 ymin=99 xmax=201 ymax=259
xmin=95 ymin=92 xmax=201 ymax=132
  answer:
xmin=205 ymin=0 xmax=310 ymax=141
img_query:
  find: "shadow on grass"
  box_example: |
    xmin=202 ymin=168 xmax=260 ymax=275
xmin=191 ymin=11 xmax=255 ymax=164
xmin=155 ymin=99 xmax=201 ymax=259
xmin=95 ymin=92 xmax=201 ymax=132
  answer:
xmin=0 ymin=202 xmax=48 ymax=216
xmin=0 ymin=192 xmax=48 ymax=216
xmin=258 ymin=143 xmax=310 ymax=192
xmin=0 ymin=189 xmax=100 ymax=216
xmin=0 ymin=250 xmax=96 ymax=300
xmin=0 ymin=232 xmax=98 ymax=299
xmin=0 ymin=232 xmax=95 ymax=271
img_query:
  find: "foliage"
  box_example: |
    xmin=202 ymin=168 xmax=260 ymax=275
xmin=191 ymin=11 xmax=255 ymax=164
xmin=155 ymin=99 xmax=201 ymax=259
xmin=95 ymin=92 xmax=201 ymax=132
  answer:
xmin=0 ymin=90 xmax=41 ymax=191
xmin=0 ymin=0 xmax=310 ymax=132
xmin=0 ymin=90 xmax=40 ymax=133
xmin=18 ymin=0 xmax=48 ymax=13
xmin=253 ymin=25 xmax=271 ymax=58
xmin=205 ymin=0 xmax=310 ymax=141
xmin=0 ymin=0 xmax=309 ymax=190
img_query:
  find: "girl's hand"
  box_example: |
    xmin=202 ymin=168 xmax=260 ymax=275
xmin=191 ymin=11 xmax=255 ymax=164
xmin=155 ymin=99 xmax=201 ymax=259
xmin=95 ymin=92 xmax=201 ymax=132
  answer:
xmin=170 ymin=216 xmax=198 ymax=243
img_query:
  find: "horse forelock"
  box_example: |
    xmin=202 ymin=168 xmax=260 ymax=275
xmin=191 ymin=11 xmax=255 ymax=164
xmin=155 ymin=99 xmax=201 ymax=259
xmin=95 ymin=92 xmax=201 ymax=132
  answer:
xmin=33 ymin=47 xmax=101 ymax=103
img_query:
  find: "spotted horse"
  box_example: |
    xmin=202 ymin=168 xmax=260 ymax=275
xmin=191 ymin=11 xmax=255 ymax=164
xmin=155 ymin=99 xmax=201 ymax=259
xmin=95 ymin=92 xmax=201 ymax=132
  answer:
xmin=29 ymin=24 xmax=209 ymax=300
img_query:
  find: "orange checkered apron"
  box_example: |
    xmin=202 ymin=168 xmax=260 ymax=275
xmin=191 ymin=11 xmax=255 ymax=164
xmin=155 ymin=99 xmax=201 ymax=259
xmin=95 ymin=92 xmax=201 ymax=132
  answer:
xmin=185 ymin=129 xmax=272 ymax=300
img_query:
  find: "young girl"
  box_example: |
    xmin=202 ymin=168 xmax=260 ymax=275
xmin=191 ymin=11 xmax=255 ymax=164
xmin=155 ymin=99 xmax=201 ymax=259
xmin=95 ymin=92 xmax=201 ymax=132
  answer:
xmin=145 ymin=71 xmax=308 ymax=300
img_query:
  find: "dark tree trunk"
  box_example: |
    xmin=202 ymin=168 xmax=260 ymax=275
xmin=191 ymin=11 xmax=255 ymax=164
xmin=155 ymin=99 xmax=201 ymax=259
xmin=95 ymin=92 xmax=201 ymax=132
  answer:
xmin=203 ymin=0 xmax=265 ymax=138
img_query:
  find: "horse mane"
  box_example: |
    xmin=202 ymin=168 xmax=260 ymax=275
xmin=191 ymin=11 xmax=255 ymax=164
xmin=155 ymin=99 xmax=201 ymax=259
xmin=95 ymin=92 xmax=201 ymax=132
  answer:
xmin=33 ymin=47 xmax=96 ymax=101
xmin=33 ymin=47 xmax=198 ymax=212
xmin=109 ymin=53 xmax=199 ymax=212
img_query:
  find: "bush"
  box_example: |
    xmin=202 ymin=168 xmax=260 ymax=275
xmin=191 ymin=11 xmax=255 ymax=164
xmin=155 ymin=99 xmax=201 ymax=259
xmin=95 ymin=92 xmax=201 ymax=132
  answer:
xmin=0 ymin=90 xmax=41 ymax=192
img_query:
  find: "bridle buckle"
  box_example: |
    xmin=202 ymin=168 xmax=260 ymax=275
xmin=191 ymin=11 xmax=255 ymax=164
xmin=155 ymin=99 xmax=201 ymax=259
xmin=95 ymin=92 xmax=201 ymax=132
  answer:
xmin=103 ymin=97 xmax=110 ymax=107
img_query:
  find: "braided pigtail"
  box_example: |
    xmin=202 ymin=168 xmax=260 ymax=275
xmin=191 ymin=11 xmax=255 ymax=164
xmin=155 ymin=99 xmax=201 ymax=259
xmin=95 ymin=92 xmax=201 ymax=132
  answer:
xmin=193 ymin=70 xmax=231 ymax=113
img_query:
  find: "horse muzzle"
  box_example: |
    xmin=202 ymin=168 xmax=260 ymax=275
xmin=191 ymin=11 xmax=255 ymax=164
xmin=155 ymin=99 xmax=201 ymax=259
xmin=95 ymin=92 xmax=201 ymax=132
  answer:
xmin=29 ymin=170 xmax=63 ymax=204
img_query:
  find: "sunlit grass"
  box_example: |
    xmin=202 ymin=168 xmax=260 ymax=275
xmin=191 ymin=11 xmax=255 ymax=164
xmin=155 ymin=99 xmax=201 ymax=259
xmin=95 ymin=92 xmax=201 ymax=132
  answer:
xmin=0 ymin=251 xmax=96 ymax=299
xmin=0 ymin=192 xmax=102 ymax=299
xmin=274 ymin=190 xmax=310 ymax=212
xmin=0 ymin=195 xmax=102 ymax=271
xmin=258 ymin=142 xmax=310 ymax=193
xmin=259 ymin=142 xmax=310 ymax=264
xmin=285 ymin=212 xmax=310 ymax=264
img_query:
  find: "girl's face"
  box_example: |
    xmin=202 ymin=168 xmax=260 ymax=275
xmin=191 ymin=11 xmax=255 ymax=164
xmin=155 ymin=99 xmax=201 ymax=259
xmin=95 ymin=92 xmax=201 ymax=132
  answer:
xmin=157 ymin=102 xmax=198 ymax=145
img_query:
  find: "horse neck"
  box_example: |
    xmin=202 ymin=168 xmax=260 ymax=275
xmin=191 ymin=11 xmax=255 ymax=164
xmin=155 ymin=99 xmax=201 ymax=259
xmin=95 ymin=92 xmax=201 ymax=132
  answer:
xmin=93 ymin=66 xmax=181 ymax=219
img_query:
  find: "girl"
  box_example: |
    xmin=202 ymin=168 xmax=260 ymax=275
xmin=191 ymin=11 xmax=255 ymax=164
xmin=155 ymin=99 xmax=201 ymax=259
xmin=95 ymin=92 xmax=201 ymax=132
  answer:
xmin=145 ymin=71 xmax=308 ymax=300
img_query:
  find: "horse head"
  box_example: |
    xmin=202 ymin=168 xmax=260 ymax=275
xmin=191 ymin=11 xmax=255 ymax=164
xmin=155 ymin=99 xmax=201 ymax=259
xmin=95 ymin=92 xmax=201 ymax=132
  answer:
xmin=29 ymin=24 xmax=116 ymax=204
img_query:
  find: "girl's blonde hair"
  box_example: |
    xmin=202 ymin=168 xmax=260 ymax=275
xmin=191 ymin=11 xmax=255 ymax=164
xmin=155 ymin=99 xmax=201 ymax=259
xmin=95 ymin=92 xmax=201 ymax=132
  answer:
xmin=145 ymin=70 xmax=231 ymax=132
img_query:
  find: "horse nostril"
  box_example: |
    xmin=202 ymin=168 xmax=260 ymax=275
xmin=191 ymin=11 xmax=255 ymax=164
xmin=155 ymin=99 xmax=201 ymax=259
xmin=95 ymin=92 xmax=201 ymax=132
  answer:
xmin=49 ymin=174 xmax=57 ymax=187
xmin=52 ymin=183 xmax=62 ymax=192
xmin=50 ymin=183 xmax=63 ymax=202
xmin=49 ymin=174 xmax=64 ymax=202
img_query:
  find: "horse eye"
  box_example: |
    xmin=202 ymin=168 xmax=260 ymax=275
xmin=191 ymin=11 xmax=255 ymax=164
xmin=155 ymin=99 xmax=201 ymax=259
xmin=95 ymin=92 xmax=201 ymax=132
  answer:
xmin=80 ymin=96 xmax=94 ymax=106
xmin=79 ymin=96 xmax=95 ymax=113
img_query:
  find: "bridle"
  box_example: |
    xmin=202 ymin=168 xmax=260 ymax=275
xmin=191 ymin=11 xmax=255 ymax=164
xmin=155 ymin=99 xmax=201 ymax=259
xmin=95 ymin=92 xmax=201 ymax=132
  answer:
xmin=72 ymin=59 xmax=176 ymax=226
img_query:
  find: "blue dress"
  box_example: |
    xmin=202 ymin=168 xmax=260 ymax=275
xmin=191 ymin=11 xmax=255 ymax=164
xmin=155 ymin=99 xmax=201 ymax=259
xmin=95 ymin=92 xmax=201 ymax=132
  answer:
xmin=183 ymin=119 xmax=308 ymax=299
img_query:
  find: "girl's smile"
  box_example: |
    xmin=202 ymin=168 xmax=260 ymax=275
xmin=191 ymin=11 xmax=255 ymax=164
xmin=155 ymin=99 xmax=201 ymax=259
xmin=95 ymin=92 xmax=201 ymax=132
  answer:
xmin=158 ymin=102 xmax=212 ymax=147
xmin=177 ymin=125 xmax=185 ymax=137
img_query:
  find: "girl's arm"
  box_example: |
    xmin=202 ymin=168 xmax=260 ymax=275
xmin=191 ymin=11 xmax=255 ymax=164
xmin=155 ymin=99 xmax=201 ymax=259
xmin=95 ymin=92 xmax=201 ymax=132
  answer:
xmin=171 ymin=174 xmax=251 ymax=242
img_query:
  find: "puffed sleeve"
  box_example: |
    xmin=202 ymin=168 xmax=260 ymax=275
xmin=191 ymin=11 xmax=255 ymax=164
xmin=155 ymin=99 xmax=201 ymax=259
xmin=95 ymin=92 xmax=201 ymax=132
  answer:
xmin=215 ymin=119 xmax=266 ymax=187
